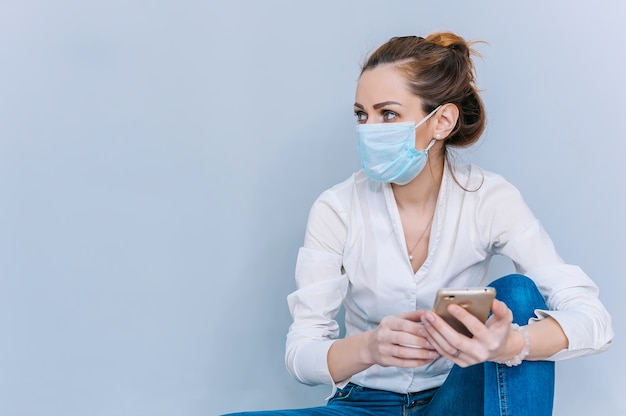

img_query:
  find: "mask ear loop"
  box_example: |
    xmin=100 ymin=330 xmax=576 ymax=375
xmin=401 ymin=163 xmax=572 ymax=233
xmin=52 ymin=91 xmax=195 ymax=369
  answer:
xmin=415 ymin=105 xmax=443 ymax=152
xmin=413 ymin=105 xmax=443 ymax=130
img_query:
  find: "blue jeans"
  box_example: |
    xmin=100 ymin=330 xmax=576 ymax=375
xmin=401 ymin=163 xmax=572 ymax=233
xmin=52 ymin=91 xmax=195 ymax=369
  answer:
xmin=225 ymin=274 xmax=555 ymax=416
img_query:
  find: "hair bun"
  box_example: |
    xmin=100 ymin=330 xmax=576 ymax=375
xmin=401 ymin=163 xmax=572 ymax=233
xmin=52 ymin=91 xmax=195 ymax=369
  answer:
xmin=426 ymin=32 xmax=475 ymax=58
xmin=425 ymin=32 xmax=465 ymax=48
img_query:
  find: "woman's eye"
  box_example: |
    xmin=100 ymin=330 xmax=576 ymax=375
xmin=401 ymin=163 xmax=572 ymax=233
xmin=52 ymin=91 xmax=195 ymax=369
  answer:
xmin=383 ymin=111 xmax=397 ymax=121
xmin=354 ymin=111 xmax=367 ymax=123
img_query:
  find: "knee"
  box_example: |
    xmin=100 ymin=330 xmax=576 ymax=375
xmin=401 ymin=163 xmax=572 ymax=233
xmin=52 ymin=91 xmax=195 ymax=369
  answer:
xmin=489 ymin=274 xmax=547 ymax=324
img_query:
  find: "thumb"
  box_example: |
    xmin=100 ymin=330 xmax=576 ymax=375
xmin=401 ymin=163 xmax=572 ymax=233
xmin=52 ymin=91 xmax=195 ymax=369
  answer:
xmin=491 ymin=299 xmax=513 ymax=321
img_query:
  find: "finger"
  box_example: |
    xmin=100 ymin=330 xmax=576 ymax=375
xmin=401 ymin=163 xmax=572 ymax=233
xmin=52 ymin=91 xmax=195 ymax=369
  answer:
xmin=492 ymin=299 xmax=513 ymax=320
xmin=446 ymin=304 xmax=489 ymax=339
xmin=420 ymin=312 xmax=464 ymax=356
xmin=398 ymin=309 xmax=429 ymax=323
xmin=420 ymin=327 xmax=469 ymax=365
xmin=396 ymin=332 xmax=436 ymax=351
xmin=485 ymin=300 xmax=513 ymax=330
xmin=395 ymin=343 xmax=441 ymax=361
xmin=419 ymin=319 xmax=476 ymax=366
xmin=380 ymin=338 xmax=440 ymax=365
xmin=385 ymin=314 xmax=427 ymax=336
xmin=444 ymin=348 xmax=473 ymax=367
xmin=422 ymin=309 xmax=470 ymax=344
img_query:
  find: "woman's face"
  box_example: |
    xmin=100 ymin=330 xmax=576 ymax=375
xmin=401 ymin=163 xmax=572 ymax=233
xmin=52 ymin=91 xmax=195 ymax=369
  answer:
xmin=354 ymin=64 xmax=435 ymax=150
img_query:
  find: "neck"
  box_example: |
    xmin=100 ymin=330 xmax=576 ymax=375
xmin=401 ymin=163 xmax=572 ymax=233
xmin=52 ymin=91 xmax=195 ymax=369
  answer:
xmin=392 ymin=157 xmax=445 ymax=211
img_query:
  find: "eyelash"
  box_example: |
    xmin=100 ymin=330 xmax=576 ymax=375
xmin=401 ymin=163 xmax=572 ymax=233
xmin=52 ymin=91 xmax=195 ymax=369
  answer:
xmin=354 ymin=111 xmax=367 ymax=123
xmin=354 ymin=110 xmax=398 ymax=123
xmin=382 ymin=110 xmax=397 ymax=121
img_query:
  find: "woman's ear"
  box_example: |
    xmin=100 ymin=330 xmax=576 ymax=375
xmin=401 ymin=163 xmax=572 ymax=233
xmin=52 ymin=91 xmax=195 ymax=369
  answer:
xmin=433 ymin=103 xmax=459 ymax=140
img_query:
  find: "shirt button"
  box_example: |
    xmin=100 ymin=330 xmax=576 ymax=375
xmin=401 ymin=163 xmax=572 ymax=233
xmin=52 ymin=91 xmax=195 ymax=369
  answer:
xmin=404 ymin=290 xmax=412 ymax=299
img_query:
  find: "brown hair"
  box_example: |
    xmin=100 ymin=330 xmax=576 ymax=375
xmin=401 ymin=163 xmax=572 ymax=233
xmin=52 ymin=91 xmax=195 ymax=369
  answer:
xmin=361 ymin=32 xmax=486 ymax=152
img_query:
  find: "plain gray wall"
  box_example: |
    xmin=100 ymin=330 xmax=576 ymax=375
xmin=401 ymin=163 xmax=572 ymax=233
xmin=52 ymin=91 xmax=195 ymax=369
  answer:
xmin=1 ymin=1 xmax=624 ymax=415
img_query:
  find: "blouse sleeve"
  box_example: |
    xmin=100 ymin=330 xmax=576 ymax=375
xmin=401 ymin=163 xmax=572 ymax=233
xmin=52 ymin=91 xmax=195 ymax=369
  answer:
xmin=285 ymin=190 xmax=349 ymax=386
xmin=477 ymin=176 xmax=613 ymax=360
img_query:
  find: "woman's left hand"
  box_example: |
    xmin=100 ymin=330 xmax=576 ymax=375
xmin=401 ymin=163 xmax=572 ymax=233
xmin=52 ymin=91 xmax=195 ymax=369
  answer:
xmin=418 ymin=299 xmax=517 ymax=366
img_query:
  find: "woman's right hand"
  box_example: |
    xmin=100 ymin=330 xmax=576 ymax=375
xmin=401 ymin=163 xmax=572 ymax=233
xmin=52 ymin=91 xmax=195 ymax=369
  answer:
xmin=328 ymin=310 xmax=441 ymax=382
xmin=364 ymin=310 xmax=441 ymax=368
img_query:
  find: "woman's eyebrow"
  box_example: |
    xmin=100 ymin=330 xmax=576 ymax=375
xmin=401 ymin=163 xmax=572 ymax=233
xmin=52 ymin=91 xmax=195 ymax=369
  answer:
xmin=373 ymin=101 xmax=402 ymax=109
xmin=354 ymin=101 xmax=402 ymax=110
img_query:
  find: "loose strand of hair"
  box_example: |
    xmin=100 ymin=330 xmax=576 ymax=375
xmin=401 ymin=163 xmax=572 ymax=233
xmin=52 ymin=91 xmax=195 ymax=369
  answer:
xmin=444 ymin=150 xmax=484 ymax=193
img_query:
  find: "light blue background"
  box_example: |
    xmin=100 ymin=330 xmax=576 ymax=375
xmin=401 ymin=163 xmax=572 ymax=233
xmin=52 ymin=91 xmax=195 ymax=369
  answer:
xmin=1 ymin=1 xmax=624 ymax=415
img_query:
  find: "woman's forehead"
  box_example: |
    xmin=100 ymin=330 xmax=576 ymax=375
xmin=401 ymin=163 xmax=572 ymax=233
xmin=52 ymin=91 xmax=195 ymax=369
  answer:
xmin=356 ymin=65 xmax=418 ymax=105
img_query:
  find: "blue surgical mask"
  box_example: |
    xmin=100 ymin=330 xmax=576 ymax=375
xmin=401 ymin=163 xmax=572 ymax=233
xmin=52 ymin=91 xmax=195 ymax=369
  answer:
xmin=356 ymin=106 xmax=442 ymax=185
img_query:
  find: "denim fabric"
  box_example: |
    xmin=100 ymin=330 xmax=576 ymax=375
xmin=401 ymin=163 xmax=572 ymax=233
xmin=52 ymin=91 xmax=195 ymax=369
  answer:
xmin=224 ymin=274 xmax=555 ymax=416
xmin=225 ymin=383 xmax=437 ymax=416
xmin=484 ymin=274 xmax=555 ymax=416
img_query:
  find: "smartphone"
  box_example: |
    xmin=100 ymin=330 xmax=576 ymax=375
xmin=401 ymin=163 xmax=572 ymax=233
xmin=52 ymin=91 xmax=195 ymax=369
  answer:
xmin=432 ymin=287 xmax=496 ymax=337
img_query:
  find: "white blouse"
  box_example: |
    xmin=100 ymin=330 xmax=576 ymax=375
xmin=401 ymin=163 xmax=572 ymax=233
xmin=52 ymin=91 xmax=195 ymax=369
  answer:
xmin=285 ymin=163 xmax=613 ymax=395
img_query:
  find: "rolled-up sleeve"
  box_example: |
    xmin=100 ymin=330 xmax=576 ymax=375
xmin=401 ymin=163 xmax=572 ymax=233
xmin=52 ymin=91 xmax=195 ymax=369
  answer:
xmin=481 ymin=177 xmax=614 ymax=359
xmin=528 ymin=265 xmax=613 ymax=360
xmin=285 ymin=248 xmax=348 ymax=385
xmin=285 ymin=190 xmax=350 ymax=386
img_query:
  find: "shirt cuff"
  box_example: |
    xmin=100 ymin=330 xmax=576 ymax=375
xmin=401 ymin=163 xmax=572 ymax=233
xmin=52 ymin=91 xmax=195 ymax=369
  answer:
xmin=531 ymin=308 xmax=613 ymax=360
xmin=290 ymin=339 xmax=335 ymax=386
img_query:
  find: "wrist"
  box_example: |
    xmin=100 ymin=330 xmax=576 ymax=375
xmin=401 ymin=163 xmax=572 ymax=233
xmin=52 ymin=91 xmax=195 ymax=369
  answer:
xmin=498 ymin=323 xmax=530 ymax=367
xmin=359 ymin=330 xmax=376 ymax=367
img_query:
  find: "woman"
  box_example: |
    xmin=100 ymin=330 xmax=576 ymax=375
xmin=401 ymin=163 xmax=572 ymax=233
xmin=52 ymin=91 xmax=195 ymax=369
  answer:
xmin=226 ymin=32 xmax=613 ymax=415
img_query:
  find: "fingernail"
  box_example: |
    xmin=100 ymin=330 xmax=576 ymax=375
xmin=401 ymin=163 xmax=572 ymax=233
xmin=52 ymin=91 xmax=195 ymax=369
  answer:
xmin=425 ymin=312 xmax=435 ymax=322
